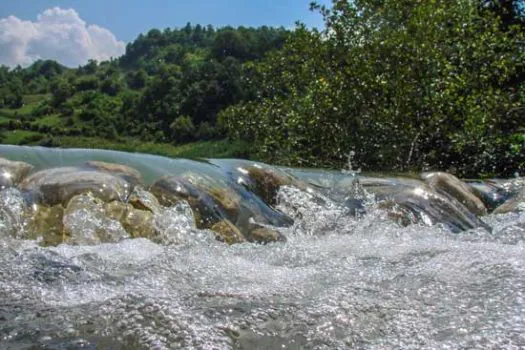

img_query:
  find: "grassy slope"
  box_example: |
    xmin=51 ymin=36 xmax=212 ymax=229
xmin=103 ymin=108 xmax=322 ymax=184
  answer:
xmin=0 ymin=94 xmax=253 ymax=160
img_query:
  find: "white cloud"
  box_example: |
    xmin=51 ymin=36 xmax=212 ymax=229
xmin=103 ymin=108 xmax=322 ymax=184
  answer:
xmin=0 ymin=7 xmax=125 ymax=68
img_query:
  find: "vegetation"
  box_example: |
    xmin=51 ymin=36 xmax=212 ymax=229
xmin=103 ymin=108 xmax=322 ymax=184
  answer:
xmin=1 ymin=2 xmax=524 ymax=177
xmin=0 ymin=25 xmax=288 ymax=155
xmin=221 ymin=0 xmax=525 ymax=177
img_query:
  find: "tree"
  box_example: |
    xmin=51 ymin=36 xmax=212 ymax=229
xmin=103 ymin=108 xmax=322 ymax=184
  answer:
xmin=212 ymin=30 xmax=248 ymax=60
xmin=222 ymin=0 xmax=525 ymax=176
xmin=50 ymin=78 xmax=72 ymax=107
xmin=170 ymin=115 xmax=195 ymax=142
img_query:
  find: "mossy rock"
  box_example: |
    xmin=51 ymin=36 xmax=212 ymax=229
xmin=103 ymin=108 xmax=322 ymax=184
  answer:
xmin=128 ymin=187 xmax=162 ymax=213
xmin=120 ymin=207 xmax=156 ymax=239
xmin=25 ymin=204 xmax=65 ymax=246
xmin=210 ymin=219 xmax=246 ymax=244
xmin=247 ymin=226 xmax=286 ymax=244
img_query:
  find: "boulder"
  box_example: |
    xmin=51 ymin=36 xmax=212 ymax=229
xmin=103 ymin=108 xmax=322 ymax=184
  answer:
xmin=128 ymin=187 xmax=162 ymax=213
xmin=149 ymin=176 xmax=192 ymax=207
xmin=210 ymin=220 xmax=246 ymax=244
xmin=493 ymin=187 xmax=525 ymax=214
xmin=150 ymin=176 xmax=222 ymax=228
xmin=422 ymin=172 xmax=487 ymax=216
xmin=182 ymin=172 xmax=242 ymax=223
xmin=239 ymin=165 xmax=305 ymax=206
xmin=20 ymin=167 xmax=131 ymax=206
xmin=466 ymin=181 xmax=510 ymax=211
xmin=0 ymin=157 xmax=34 ymax=188
xmin=84 ymin=161 xmax=143 ymax=187
xmin=387 ymin=185 xmax=491 ymax=233
xmin=246 ymin=225 xmax=286 ymax=244
xmin=120 ymin=206 xmax=157 ymax=239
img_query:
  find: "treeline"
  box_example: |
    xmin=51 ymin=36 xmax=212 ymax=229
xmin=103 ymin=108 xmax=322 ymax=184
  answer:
xmin=0 ymin=24 xmax=289 ymax=144
xmin=221 ymin=0 xmax=525 ymax=177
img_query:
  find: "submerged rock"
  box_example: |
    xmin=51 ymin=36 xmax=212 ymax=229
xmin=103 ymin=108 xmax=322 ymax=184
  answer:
xmin=84 ymin=161 xmax=143 ymax=187
xmin=493 ymin=187 xmax=525 ymax=214
xmin=246 ymin=225 xmax=286 ymax=244
xmin=20 ymin=167 xmax=131 ymax=206
xmin=120 ymin=206 xmax=156 ymax=239
xmin=63 ymin=194 xmax=129 ymax=245
xmin=128 ymin=187 xmax=162 ymax=213
xmin=422 ymin=172 xmax=487 ymax=216
xmin=150 ymin=176 xmax=223 ymax=228
xmin=150 ymin=175 xmax=288 ymax=244
xmin=385 ymin=185 xmax=491 ymax=233
xmin=0 ymin=157 xmax=34 ymax=188
xmin=210 ymin=219 xmax=246 ymax=244
xmin=25 ymin=204 xmax=65 ymax=246
xmin=182 ymin=172 xmax=242 ymax=223
xmin=466 ymin=181 xmax=510 ymax=211
xmin=239 ymin=165 xmax=305 ymax=206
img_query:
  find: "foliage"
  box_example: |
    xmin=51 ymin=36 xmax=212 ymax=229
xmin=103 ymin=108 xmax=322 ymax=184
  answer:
xmin=221 ymin=0 xmax=525 ymax=176
xmin=0 ymin=24 xmax=289 ymax=151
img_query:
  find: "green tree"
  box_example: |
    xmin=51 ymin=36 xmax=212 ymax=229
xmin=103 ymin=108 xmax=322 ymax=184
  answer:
xmin=170 ymin=115 xmax=195 ymax=142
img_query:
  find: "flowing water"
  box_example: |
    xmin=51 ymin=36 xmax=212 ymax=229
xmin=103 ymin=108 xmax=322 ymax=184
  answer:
xmin=0 ymin=145 xmax=524 ymax=349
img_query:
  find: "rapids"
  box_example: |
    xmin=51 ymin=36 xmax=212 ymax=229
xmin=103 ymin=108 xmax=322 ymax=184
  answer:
xmin=0 ymin=145 xmax=524 ymax=349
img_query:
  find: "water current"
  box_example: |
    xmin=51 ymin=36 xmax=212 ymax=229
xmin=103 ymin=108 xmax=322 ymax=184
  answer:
xmin=0 ymin=145 xmax=523 ymax=349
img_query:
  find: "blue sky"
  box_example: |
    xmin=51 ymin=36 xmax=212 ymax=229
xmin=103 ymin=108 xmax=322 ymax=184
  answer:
xmin=1 ymin=0 xmax=329 ymax=42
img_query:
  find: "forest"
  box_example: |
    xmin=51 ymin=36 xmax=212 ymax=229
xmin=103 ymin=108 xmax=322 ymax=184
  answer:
xmin=1 ymin=0 xmax=524 ymax=177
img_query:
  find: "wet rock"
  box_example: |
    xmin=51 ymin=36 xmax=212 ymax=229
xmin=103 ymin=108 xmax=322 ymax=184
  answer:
xmin=466 ymin=181 xmax=510 ymax=211
xmin=104 ymin=200 xmax=130 ymax=221
xmin=149 ymin=176 xmax=192 ymax=207
xmin=128 ymin=187 xmax=162 ymax=213
xmin=210 ymin=220 xmax=246 ymax=244
xmin=25 ymin=204 xmax=65 ymax=246
xmin=120 ymin=207 xmax=156 ymax=239
xmin=0 ymin=157 xmax=34 ymax=188
xmin=240 ymin=165 xmax=304 ymax=206
xmin=63 ymin=194 xmax=129 ymax=245
xmin=422 ymin=172 xmax=487 ymax=216
xmin=150 ymin=176 xmax=222 ymax=228
xmin=246 ymin=225 xmax=286 ymax=244
xmin=387 ymin=185 xmax=491 ymax=233
xmin=183 ymin=172 xmax=242 ymax=223
xmin=20 ymin=167 xmax=131 ymax=206
xmin=493 ymin=188 xmax=525 ymax=214
xmin=84 ymin=161 xmax=143 ymax=187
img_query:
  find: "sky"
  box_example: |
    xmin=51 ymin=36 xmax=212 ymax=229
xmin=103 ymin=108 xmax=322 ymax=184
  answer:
xmin=0 ymin=0 xmax=330 ymax=68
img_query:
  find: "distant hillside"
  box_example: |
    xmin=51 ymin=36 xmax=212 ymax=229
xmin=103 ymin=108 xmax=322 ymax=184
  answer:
xmin=0 ymin=24 xmax=289 ymax=151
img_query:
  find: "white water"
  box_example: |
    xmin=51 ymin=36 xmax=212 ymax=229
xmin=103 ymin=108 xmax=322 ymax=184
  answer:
xmin=0 ymin=186 xmax=524 ymax=349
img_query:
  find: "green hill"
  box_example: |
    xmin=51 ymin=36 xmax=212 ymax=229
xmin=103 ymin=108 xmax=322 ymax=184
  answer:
xmin=0 ymin=24 xmax=289 ymax=158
